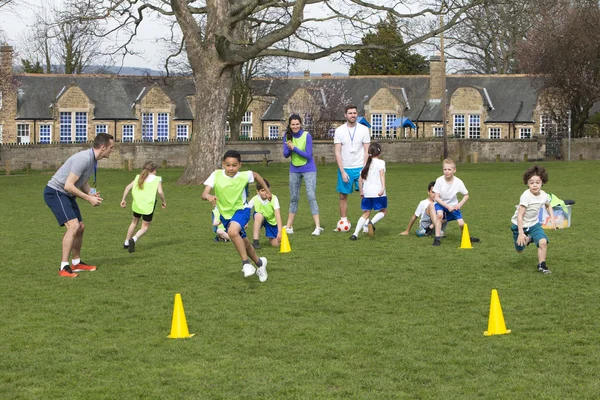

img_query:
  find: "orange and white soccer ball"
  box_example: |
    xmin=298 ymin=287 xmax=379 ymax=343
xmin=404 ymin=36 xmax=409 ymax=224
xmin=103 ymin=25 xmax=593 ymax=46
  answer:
xmin=336 ymin=219 xmax=352 ymax=232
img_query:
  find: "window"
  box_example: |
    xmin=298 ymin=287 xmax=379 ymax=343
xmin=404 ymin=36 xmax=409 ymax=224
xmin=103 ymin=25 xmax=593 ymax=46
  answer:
xmin=268 ymin=125 xmax=279 ymax=140
xmin=156 ymin=113 xmax=169 ymax=141
xmin=17 ymin=124 xmax=31 ymax=144
xmin=489 ymin=127 xmax=501 ymax=139
xmin=433 ymin=127 xmax=444 ymax=137
xmin=95 ymin=125 xmax=107 ymax=135
xmin=0 ymin=124 xmax=3 ymax=144
xmin=540 ymin=114 xmax=558 ymax=136
xmin=304 ymin=113 xmax=313 ymax=132
xmin=519 ymin=128 xmax=532 ymax=139
xmin=453 ymin=114 xmax=465 ymax=138
xmin=60 ymin=112 xmax=72 ymax=143
xmin=75 ymin=112 xmax=87 ymax=143
xmin=371 ymin=113 xmax=382 ymax=138
xmin=468 ymin=115 xmax=481 ymax=139
xmin=122 ymin=125 xmax=134 ymax=142
xmin=176 ymin=124 xmax=189 ymax=141
xmin=142 ymin=113 xmax=154 ymax=141
xmin=385 ymin=114 xmax=397 ymax=138
xmin=241 ymin=111 xmax=252 ymax=138
xmin=40 ymin=124 xmax=52 ymax=143
xmin=59 ymin=111 xmax=88 ymax=143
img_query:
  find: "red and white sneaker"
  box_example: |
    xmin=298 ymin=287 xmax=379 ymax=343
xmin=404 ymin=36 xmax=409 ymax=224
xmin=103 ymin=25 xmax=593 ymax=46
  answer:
xmin=71 ymin=262 xmax=97 ymax=272
xmin=58 ymin=266 xmax=78 ymax=278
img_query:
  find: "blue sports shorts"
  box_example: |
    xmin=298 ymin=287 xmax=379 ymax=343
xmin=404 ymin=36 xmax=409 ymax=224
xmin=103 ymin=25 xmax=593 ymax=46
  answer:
xmin=44 ymin=186 xmax=82 ymax=226
xmin=253 ymin=212 xmax=279 ymax=239
xmin=361 ymin=196 xmax=388 ymax=211
xmin=434 ymin=203 xmax=463 ymax=222
xmin=220 ymin=208 xmax=251 ymax=239
xmin=337 ymin=167 xmax=362 ymax=195
xmin=511 ymin=223 xmax=548 ymax=251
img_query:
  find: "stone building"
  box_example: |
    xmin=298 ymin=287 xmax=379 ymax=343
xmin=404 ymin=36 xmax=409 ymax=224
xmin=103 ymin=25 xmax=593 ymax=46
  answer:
xmin=0 ymin=44 xmax=567 ymax=145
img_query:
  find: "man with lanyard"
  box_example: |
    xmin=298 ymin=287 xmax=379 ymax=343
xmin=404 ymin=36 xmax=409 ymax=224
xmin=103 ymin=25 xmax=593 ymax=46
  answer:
xmin=43 ymin=133 xmax=115 ymax=277
xmin=334 ymin=104 xmax=371 ymax=228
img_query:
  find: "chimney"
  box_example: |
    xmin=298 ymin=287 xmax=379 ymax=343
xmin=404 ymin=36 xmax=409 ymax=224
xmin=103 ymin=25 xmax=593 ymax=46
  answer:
xmin=0 ymin=45 xmax=14 ymax=76
xmin=321 ymin=73 xmax=332 ymax=77
xmin=303 ymin=70 xmax=310 ymax=77
xmin=429 ymin=54 xmax=444 ymax=100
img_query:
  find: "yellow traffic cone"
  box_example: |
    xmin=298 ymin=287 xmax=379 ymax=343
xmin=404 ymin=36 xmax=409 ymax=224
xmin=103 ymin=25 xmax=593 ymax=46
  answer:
xmin=484 ymin=289 xmax=511 ymax=336
xmin=168 ymin=293 xmax=195 ymax=339
xmin=280 ymin=227 xmax=292 ymax=253
xmin=459 ymin=223 xmax=473 ymax=249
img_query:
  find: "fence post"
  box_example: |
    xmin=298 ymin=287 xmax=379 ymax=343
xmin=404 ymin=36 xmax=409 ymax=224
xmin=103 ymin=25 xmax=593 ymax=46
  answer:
xmin=579 ymin=154 xmax=583 ymax=161
xmin=123 ymin=160 xmax=128 ymax=170
xmin=262 ymin=156 xmax=267 ymax=167
xmin=128 ymin=159 xmax=133 ymax=171
xmin=466 ymin=154 xmax=471 ymax=163
xmin=26 ymin=163 xmax=31 ymax=175
xmin=523 ymin=154 xmax=528 ymax=163
xmin=320 ymin=156 xmax=326 ymax=166
xmin=5 ymin=160 xmax=9 ymax=176
xmin=162 ymin=159 xmax=167 ymax=169
xmin=473 ymin=152 xmax=478 ymax=163
xmin=495 ymin=154 xmax=500 ymax=163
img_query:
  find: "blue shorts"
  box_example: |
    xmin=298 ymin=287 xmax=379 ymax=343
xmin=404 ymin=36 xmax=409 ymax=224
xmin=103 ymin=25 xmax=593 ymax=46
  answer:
xmin=44 ymin=186 xmax=82 ymax=226
xmin=253 ymin=212 xmax=279 ymax=239
xmin=337 ymin=167 xmax=362 ymax=195
xmin=434 ymin=203 xmax=463 ymax=222
xmin=361 ymin=196 xmax=388 ymax=211
xmin=220 ymin=208 xmax=251 ymax=239
xmin=511 ymin=223 xmax=548 ymax=251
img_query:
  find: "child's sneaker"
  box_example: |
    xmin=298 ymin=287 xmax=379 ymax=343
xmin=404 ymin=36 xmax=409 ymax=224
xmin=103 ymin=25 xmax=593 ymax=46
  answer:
xmin=128 ymin=239 xmax=136 ymax=253
xmin=537 ymin=263 xmax=551 ymax=274
xmin=256 ymin=257 xmax=268 ymax=282
xmin=242 ymin=262 xmax=256 ymax=278
xmin=367 ymin=222 xmax=375 ymax=237
xmin=58 ymin=265 xmax=78 ymax=278
xmin=252 ymin=240 xmax=260 ymax=249
xmin=349 ymin=235 xmax=358 ymax=240
xmin=71 ymin=262 xmax=97 ymax=272
xmin=432 ymin=237 xmax=441 ymax=246
xmin=470 ymin=236 xmax=480 ymax=243
xmin=311 ymin=227 xmax=324 ymax=236
xmin=285 ymin=226 xmax=294 ymax=234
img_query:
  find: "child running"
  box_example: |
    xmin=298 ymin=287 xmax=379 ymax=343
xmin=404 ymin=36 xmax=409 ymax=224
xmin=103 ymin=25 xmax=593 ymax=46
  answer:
xmin=350 ymin=143 xmax=387 ymax=240
xmin=120 ymin=161 xmax=166 ymax=253
xmin=202 ymin=150 xmax=270 ymax=282
xmin=400 ymin=181 xmax=444 ymax=237
xmin=511 ymin=164 xmax=555 ymax=274
xmin=248 ymin=179 xmax=283 ymax=249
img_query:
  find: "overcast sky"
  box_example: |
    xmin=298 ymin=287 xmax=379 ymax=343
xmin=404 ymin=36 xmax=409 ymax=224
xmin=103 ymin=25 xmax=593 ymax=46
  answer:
xmin=0 ymin=0 xmax=351 ymax=74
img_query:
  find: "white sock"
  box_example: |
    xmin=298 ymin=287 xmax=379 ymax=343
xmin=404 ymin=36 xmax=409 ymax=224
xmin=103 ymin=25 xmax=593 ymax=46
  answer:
xmin=124 ymin=240 xmax=129 ymax=246
xmin=132 ymin=237 xmax=138 ymax=242
xmin=60 ymin=262 xmax=69 ymax=270
xmin=72 ymin=258 xmax=80 ymax=265
xmin=341 ymin=217 xmax=348 ymax=221
xmin=371 ymin=212 xmax=385 ymax=225
xmin=353 ymin=217 xmax=367 ymax=236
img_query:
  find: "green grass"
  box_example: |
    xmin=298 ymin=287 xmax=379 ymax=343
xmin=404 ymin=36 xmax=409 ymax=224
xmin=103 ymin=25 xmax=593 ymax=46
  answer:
xmin=1 ymin=161 xmax=599 ymax=399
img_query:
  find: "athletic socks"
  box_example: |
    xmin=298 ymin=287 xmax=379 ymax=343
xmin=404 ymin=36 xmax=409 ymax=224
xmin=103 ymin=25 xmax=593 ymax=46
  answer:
xmin=371 ymin=212 xmax=385 ymax=225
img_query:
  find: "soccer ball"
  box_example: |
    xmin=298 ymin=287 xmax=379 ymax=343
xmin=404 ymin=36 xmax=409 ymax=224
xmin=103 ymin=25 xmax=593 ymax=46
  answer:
xmin=336 ymin=219 xmax=352 ymax=232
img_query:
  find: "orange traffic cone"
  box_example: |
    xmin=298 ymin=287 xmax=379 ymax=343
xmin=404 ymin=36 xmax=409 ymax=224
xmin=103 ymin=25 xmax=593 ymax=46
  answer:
xmin=484 ymin=289 xmax=511 ymax=336
xmin=280 ymin=227 xmax=292 ymax=253
xmin=168 ymin=293 xmax=195 ymax=339
xmin=459 ymin=223 xmax=473 ymax=249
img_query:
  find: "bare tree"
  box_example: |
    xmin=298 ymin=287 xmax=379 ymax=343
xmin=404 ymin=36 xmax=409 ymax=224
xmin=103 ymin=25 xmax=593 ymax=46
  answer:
xmin=518 ymin=0 xmax=600 ymax=137
xmin=83 ymin=0 xmax=481 ymax=184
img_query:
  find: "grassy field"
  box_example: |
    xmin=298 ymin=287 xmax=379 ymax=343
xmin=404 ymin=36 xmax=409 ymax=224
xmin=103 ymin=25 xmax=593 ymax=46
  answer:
xmin=1 ymin=161 xmax=599 ymax=399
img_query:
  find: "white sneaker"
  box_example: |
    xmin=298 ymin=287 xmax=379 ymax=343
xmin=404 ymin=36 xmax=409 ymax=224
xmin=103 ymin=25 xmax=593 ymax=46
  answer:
xmin=242 ymin=263 xmax=256 ymax=278
xmin=285 ymin=226 xmax=294 ymax=234
xmin=311 ymin=227 xmax=324 ymax=236
xmin=362 ymin=225 xmax=369 ymax=233
xmin=256 ymin=257 xmax=268 ymax=282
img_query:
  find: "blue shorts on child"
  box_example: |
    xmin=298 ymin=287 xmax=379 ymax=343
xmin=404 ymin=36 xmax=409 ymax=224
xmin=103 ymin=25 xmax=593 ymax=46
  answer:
xmin=511 ymin=222 xmax=548 ymax=252
xmin=434 ymin=203 xmax=463 ymax=221
xmin=220 ymin=208 xmax=251 ymax=239
xmin=361 ymin=196 xmax=388 ymax=211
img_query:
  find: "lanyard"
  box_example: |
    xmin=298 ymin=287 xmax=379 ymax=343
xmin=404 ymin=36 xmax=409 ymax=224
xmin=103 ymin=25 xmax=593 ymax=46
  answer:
xmin=348 ymin=124 xmax=357 ymax=144
xmin=91 ymin=148 xmax=97 ymax=187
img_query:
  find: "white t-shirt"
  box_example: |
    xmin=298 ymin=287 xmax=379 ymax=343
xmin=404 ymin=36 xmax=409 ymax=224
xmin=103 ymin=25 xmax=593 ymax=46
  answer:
xmin=334 ymin=122 xmax=371 ymax=169
xmin=433 ymin=176 xmax=468 ymax=206
xmin=362 ymin=158 xmax=386 ymax=197
xmin=415 ymin=199 xmax=433 ymax=225
xmin=203 ymin=170 xmax=254 ymax=206
xmin=511 ymin=189 xmax=549 ymax=227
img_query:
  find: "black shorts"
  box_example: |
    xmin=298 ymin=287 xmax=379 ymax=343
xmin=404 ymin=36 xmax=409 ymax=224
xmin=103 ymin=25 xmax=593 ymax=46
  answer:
xmin=133 ymin=211 xmax=154 ymax=222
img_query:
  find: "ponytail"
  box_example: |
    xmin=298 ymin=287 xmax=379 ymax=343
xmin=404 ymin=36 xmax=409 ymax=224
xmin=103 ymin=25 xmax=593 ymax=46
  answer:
xmin=361 ymin=143 xmax=382 ymax=180
xmin=138 ymin=161 xmax=157 ymax=189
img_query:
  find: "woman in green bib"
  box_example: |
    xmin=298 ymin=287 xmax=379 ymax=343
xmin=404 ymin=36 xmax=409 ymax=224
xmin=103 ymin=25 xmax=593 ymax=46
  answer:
xmin=282 ymin=114 xmax=323 ymax=236
xmin=120 ymin=161 xmax=167 ymax=253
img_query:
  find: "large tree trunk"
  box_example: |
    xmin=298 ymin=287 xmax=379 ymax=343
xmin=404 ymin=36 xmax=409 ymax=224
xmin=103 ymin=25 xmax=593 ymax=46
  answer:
xmin=177 ymin=52 xmax=234 ymax=185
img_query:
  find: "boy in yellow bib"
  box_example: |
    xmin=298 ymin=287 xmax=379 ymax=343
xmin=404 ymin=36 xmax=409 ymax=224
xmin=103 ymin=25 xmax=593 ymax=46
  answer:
xmin=120 ymin=161 xmax=167 ymax=253
xmin=249 ymin=179 xmax=283 ymax=249
xmin=202 ymin=150 xmax=271 ymax=282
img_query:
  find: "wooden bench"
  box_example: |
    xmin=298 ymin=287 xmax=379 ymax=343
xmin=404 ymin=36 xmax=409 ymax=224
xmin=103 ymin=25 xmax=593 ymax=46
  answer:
xmin=238 ymin=150 xmax=273 ymax=167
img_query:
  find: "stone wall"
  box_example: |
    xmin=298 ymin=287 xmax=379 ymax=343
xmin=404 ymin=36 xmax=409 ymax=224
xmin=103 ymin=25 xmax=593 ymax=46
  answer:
xmin=1 ymin=136 xmax=598 ymax=172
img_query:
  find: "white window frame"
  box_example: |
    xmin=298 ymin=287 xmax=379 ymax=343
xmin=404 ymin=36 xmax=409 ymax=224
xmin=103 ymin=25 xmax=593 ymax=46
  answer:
xmin=95 ymin=124 xmax=108 ymax=135
xmin=489 ymin=127 xmax=501 ymax=139
xmin=468 ymin=115 xmax=481 ymax=139
xmin=142 ymin=112 xmax=154 ymax=141
xmin=241 ymin=111 xmax=253 ymax=138
xmin=0 ymin=90 xmax=3 ymax=109
xmin=371 ymin=113 xmax=383 ymax=138
xmin=39 ymin=124 xmax=52 ymax=143
xmin=242 ymin=111 xmax=252 ymax=123
xmin=17 ymin=124 xmax=31 ymax=144
xmin=0 ymin=124 xmax=3 ymax=144
xmin=59 ymin=111 xmax=88 ymax=143
xmin=176 ymin=124 xmax=189 ymax=141
xmin=122 ymin=124 xmax=135 ymax=142
xmin=75 ymin=112 xmax=88 ymax=143
xmin=156 ymin=112 xmax=169 ymax=141
xmin=519 ymin=128 xmax=532 ymax=139
xmin=453 ymin=114 xmax=465 ymax=138
xmin=268 ymin=125 xmax=279 ymax=140
xmin=433 ymin=127 xmax=444 ymax=137
xmin=385 ymin=114 xmax=397 ymax=138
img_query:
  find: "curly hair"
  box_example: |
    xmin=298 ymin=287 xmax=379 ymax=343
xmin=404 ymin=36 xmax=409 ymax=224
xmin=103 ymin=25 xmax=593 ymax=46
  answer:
xmin=522 ymin=164 xmax=549 ymax=185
